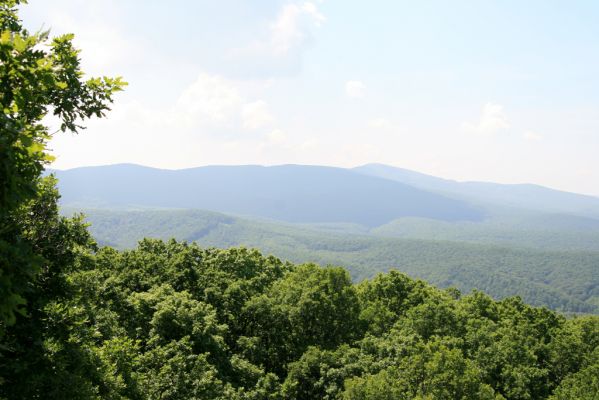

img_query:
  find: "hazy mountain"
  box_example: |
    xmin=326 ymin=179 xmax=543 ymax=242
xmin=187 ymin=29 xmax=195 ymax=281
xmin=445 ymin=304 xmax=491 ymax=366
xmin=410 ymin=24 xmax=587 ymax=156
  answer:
xmin=354 ymin=163 xmax=599 ymax=217
xmin=51 ymin=164 xmax=483 ymax=227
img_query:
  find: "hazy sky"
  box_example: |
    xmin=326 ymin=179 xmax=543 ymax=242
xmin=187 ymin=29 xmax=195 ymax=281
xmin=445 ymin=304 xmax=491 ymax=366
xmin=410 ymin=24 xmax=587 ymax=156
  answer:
xmin=21 ymin=0 xmax=599 ymax=196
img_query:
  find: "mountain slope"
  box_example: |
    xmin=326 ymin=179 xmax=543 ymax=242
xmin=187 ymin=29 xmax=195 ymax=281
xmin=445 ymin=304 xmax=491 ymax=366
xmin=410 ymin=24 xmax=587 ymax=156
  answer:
xmin=52 ymin=164 xmax=483 ymax=227
xmin=63 ymin=207 xmax=599 ymax=314
xmin=370 ymin=214 xmax=599 ymax=252
xmin=355 ymin=163 xmax=599 ymax=217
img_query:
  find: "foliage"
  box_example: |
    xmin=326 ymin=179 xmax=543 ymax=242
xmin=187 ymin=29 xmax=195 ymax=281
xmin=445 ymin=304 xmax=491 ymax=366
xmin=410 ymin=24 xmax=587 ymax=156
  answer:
xmin=69 ymin=207 xmax=599 ymax=314
xmin=0 ymin=177 xmax=101 ymax=398
xmin=4 ymin=232 xmax=598 ymax=398
xmin=0 ymin=0 xmax=125 ymax=326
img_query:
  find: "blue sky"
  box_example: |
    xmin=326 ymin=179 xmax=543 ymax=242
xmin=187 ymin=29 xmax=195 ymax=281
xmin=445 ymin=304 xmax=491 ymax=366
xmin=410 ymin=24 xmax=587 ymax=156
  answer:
xmin=21 ymin=0 xmax=599 ymax=196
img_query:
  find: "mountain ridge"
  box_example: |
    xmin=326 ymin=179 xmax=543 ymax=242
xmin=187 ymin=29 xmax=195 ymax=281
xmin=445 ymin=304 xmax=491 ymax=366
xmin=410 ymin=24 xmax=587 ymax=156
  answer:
xmin=354 ymin=163 xmax=599 ymax=217
xmin=50 ymin=161 xmax=599 ymax=200
xmin=51 ymin=163 xmax=484 ymax=227
xmin=355 ymin=162 xmax=599 ymax=198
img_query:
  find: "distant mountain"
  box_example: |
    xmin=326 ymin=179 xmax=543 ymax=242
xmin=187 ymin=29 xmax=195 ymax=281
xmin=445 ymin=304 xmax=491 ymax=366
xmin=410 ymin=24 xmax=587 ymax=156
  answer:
xmin=51 ymin=164 xmax=483 ymax=227
xmin=354 ymin=163 xmax=599 ymax=217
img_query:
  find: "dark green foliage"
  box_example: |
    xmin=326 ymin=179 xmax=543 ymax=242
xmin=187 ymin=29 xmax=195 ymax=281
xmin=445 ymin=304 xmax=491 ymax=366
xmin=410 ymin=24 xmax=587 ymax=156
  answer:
xmin=70 ymin=208 xmax=599 ymax=314
xmin=5 ymin=231 xmax=597 ymax=398
xmin=282 ymin=346 xmax=368 ymax=400
xmin=549 ymin=348 xmax=599 ymax=400
xmin=241 ymin=264 xmax=362 ymax=375
xmin=0 ymin=0 xmax=125 ymax=326
xmin=0 ymin=178 xmax=102 ymax=398
xmin=342 ymin=341 xmax=498 ymax=400
xmin=0 ymin=1 xmax=125 ymax=395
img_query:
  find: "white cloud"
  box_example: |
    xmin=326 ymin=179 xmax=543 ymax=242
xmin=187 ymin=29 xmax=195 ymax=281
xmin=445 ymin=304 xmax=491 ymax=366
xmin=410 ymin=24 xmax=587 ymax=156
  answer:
xmin=369 ymin=118 xmax=392 ymax=129
xmin=462 ymin=103 xmax=510 ymax=136
xmin=270 ymin=2 xmax=325 ymax=54
xmin=164 ymin=73 xmax=277 ymax=135
xmin=229 ymin=2 xmax=325 ymax=77
xmin=62 ymin=72 xmax=277 ymax=142
xmin=47 ymin=71 xmax=281 ymax=170
xmin=266 ymin=129 xmax=287 ymax=144
xmin=346 ymin=80 xmax=366 ymax=98
xmin=173 ymin=73 xmax=244 ymax=129
xmin=22 ymin=0 xmax=142 ymax=77
xmin=577 ymin=168 xmax=592 ymax=177
xmin=301 ymin=2 xmax=326 ymax=20
xmin=242 ymin=100 xmax=275 ymax=130
xmin=299 ymin=138 xmax=319 ymax=150
xmin=523 ymin=130 xmax=543 ymax=141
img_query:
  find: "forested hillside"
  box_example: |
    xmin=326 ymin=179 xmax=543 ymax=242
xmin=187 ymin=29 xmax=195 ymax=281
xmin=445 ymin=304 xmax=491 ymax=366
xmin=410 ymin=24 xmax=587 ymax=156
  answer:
xmin=372 ymin=214 xmax=599 ymax=252
xmin=4 ymin=230 xmax=599 ymax=398
xmin=69 ymin=207 xmax=599 ymax=314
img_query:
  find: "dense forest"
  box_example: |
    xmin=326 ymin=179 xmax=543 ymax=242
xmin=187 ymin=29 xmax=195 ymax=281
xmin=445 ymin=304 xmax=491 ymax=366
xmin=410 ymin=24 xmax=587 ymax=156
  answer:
xmin=2 ymin=185 xmax=599 ymax=398
xmin=70 ymin=207 xmax=599 ymax=314
xmin=1 ymin=1 xmax=598 ymax=399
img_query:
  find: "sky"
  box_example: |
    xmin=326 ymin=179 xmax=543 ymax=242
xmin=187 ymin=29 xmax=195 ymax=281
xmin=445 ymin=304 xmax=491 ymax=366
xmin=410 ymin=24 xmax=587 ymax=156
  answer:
xmin=20 ymin=0 xmax=599 ymax=196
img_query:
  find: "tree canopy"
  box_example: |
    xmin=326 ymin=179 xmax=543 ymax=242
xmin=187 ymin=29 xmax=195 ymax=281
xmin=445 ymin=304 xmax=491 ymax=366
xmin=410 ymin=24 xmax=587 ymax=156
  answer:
xmin=4 ymin=238 xmax=597 ymax=399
